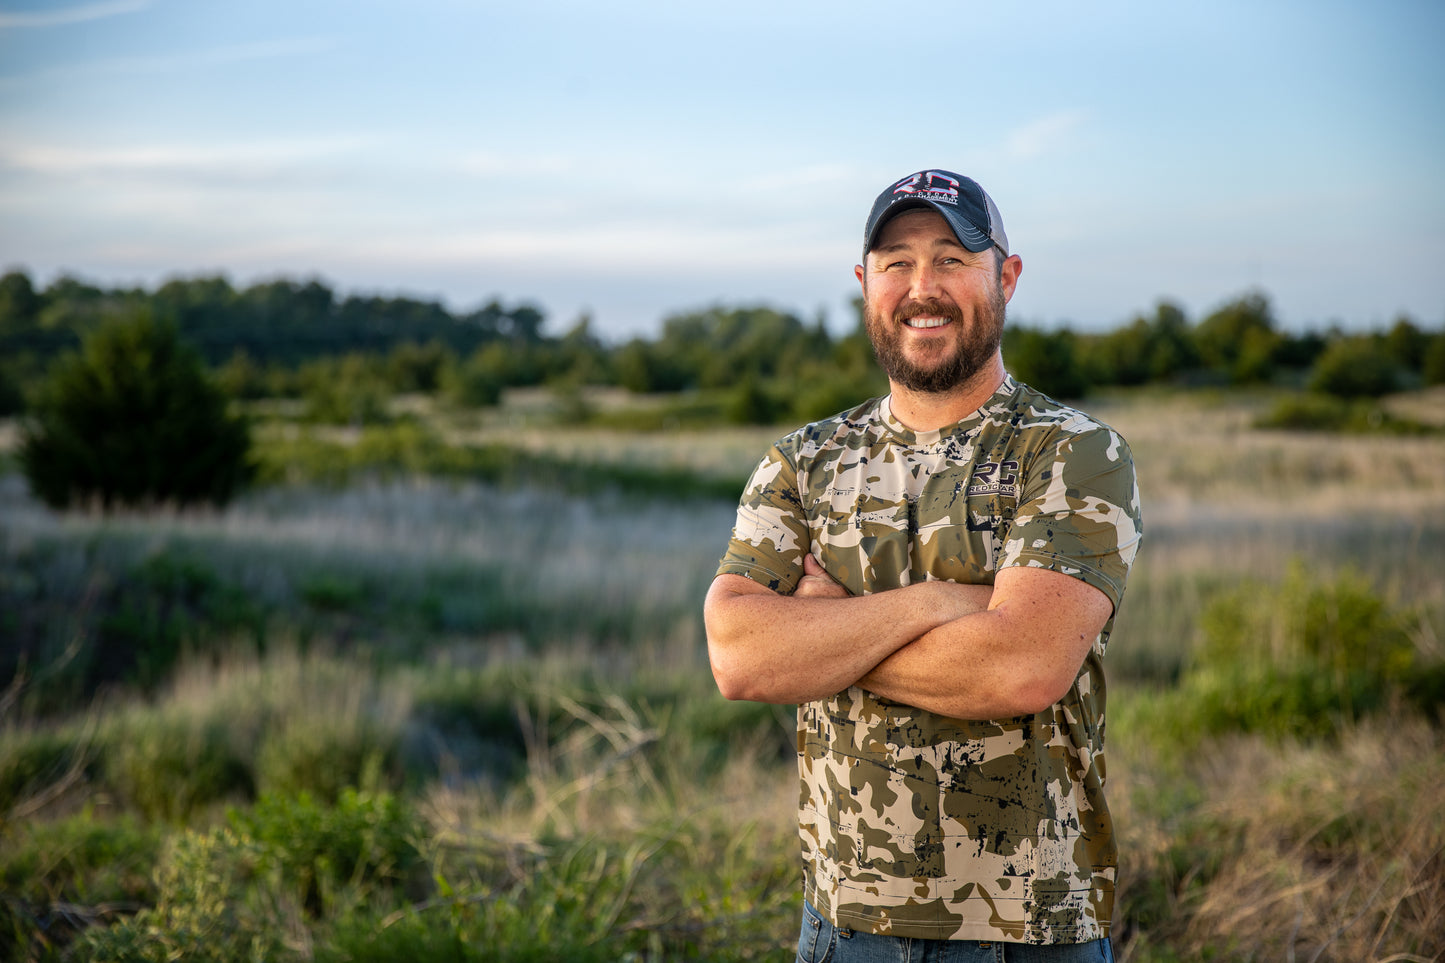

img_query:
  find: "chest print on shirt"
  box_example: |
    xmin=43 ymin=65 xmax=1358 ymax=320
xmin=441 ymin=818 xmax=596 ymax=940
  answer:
xmin=966 ymin=459 xmax=1019 ymax=498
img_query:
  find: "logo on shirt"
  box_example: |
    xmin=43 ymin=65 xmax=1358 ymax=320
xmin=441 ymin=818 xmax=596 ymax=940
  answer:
xmin=967 ymin=460 xmax=1018 ymax=497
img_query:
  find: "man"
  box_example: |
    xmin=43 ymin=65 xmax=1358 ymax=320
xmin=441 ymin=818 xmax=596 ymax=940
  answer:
xmin=704 ymin=169 xmax=1142 ymax=961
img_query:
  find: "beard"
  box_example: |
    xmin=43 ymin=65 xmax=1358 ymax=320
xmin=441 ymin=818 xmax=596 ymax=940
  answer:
xmin=864 ymin=284 xmax=1007 ymax=394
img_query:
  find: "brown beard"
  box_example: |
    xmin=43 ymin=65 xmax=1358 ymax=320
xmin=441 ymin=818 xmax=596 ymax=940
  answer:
xmin=864 ymin=284 xmax=1007 ymax=394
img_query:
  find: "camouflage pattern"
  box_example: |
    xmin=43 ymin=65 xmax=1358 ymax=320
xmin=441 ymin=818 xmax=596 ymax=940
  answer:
xmin=716 ymin=376 xmax=1142 ymax=943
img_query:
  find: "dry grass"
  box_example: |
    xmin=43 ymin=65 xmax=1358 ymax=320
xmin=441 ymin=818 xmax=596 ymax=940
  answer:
xmin=1112 ymin=716 xmax=1445 ymax=962
xmin=3 ymin=385 xmax=1444 ymax=959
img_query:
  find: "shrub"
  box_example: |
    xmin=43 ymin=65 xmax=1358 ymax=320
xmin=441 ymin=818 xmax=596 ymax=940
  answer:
xmin=101 ymin=712 xmax=254 ymax=821
xmin=1178 ymin=563 xmax=1429 ymax=738
xmin=1254 ymin=394 xmax=1437 ymax=435
xmin=93 ymin=553 xmax=265 ymax=694
xmin=18 ymin=311 xmax=253 ymax=510
xmin=0 ymin=813 xmax=162 ymax=962
xmin=254 ymin=717 xmax=399 ymax=804
xmin=1003 ymin=326 xmax=1090 ymax=399
xmin=228 ymin=788 xmax=422 ymax=918
xmin=439 ymin=353 xmax=504 ymax=407
xmin=300 ymin=353 xmax=392 ymax=425
xmin=0 ymin=726 xmax=89 ymax=819
xmin=1422 ymin=332 xmax=1445 ymax=386
xmin=1308 ymin=336 xmax=1405 ymax=398
xmin=68 ymin=825 xmax=293 ymax=963
xmin=789 ymin=374 xmax=882 ymax=424
xmin=722 ymin=377 xmax=786 ymax=426
xmin=68 ymin=790 xmax=421 ymax=961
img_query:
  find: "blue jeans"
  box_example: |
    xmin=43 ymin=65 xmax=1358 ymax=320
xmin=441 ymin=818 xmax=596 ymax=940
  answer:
xmin=796 ymin=901 xmax=1115 ymax=963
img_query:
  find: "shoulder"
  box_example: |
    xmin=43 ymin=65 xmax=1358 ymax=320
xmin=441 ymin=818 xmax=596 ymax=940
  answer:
xmin=771 ymin=395 xmax=888 ymax=463
xmin=993 ymin=380 xmax=1132 ymax=456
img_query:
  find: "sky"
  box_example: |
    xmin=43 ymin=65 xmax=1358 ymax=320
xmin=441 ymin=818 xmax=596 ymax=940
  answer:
xmin=1 ymin=0 xmax=1442 ymax=341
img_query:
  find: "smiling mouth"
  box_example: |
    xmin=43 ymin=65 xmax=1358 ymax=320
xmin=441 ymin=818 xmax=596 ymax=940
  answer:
xmin=903 ymin=316 xmax=951 ymax=329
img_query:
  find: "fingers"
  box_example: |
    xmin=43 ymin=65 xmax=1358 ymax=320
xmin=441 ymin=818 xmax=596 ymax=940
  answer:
xmin=796 ymin=553 xmax=850 ymax=599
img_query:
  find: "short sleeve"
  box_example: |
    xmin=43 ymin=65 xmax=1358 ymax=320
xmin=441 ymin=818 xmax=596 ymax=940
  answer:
xmin=997 ymin=424 xmax=1142 ymax=612
xmin=715 ymin=443 xmax=810 ymax=595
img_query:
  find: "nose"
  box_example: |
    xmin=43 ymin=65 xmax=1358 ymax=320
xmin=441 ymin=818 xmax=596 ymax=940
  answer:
xmin=908 ymin=262 xmax=942 ymax=301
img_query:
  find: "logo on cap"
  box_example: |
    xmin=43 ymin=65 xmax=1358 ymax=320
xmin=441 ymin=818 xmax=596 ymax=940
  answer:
xmin=890 ymin=170 xmax=960 ymax=206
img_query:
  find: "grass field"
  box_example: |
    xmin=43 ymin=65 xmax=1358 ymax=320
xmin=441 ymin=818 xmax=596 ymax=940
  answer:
xmin=1 ymin=385 xmax=1443 ymax=962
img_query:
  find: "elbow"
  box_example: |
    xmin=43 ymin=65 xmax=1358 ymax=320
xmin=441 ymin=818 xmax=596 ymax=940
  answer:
xmin=1010 ymin=668 xmax=1080 ymax=716
xmin=707 ymin=644 xmax=765 ymax=702
xmin=704 ymin=624 xmax=748 ymax=701
xmin=704 ymin=592 xmax=767 ymax=702
xmin=1012 ymin=685 xmax=1065 ymax=717
xmin=713 ymin=674 xmax=754 ymax=703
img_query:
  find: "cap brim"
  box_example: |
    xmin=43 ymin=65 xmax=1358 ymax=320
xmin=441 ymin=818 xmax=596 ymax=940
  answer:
xmin=864 ymin=198 xmax=997 ymax=255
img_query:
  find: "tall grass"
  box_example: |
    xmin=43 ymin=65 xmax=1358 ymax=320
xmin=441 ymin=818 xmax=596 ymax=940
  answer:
xmin=2 ymin=386 xmax=1443 ymax=960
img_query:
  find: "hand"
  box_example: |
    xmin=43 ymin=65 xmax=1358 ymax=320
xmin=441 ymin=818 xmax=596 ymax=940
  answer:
xmin=794 ymin=553 xmax=850 ymax=599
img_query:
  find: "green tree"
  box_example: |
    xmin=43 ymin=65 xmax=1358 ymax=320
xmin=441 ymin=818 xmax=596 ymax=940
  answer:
xmin=1308 ymin=336 xmax=1404 ymax=399
xmin=1423 ymin=332 xmax=1445 ymax=387
xmin=0 ymin=269 xmax=41 ymax=336
xmin=19 ymin=311 xmax=253 ymax=509
xmin=301 ymin=353 xmax=391 ymax=425
xmin=384 ymin=340 xmax=452 ymax=393
xmin=1193 ymin=291 xmax=1280 ymax=383
xmin=1004 ymin=326 xmax=1090 ymax=399
xmin=1382 ymin=316 xmax=1429 ymax=374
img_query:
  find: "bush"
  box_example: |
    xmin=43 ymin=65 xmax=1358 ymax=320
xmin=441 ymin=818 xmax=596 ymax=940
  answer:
xmin=1308 ymin=337 xmax=1405 ymax=398
xmin=1179 ymin=563 xmax=1429 ymax=738
xmin=1424 ymin=333 xmax=1445 ymax=386
xmin=18 ymin=311 xmax=253 ymax=510
xmin=722 ymin=377 xmax=786 ymax=426
xmin=0 ymin=813 xmax=162 ymax=962
xmin=67 ymin=790 xmax=421 ymax=961
xmin=229 ymin=789 xmax=422 ymax=918
xmin=1003 ymin=326 xmax=1090 ymax=399
xmin=1255 ymin=394 xmax=1437 ymax=435
xmin=301 ymin=354 xmax=392 ymax=425
xmin=102 ymin=712 xmax=254 ymax=821
xmin=68 ymin=825 xmax=293 ymax=963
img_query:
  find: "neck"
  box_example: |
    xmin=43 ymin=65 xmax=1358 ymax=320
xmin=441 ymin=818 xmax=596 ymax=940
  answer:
xmin=886 ymin=357 xmax=1007 ymax=432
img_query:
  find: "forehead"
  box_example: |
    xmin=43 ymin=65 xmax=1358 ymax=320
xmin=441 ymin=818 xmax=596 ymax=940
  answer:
xmin=869 ymin=209 xmax=964 ymax=252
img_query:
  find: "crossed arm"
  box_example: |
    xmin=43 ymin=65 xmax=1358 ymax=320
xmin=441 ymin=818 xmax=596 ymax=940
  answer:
xmin=703 ymin=555 xmax=1113 ymax=720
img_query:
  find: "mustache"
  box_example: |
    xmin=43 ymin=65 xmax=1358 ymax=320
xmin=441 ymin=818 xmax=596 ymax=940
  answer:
xmin=893 ymin=299 xmax=963 ymax=324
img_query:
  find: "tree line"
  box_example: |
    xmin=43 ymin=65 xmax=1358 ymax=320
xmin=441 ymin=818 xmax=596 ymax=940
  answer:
xmin=2 ymin=268 xmax=1443 ymax=423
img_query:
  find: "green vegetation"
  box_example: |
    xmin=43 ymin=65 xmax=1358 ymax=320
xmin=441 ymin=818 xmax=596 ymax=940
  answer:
xmin=2 ymin=270 xmax=1441 ymax=429
xmin=17 ymin=311 xmax=253 ymax=510
xmin=1 ymin=272 xmax=1443 ymax=959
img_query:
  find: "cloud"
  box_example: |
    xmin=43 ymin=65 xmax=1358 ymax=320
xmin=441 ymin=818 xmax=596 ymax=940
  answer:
xmin=0 ymin=34 xmax=340 ymax=89
xmin=451 ymin=151 xmax=578 ymax=179
xmin=0 ymin=0 xmax=149 ymax=29
xmin=1001 ymin=110 xmax=1091 ymax=161
xmin=0 ymin=136 xmax=377 ymax=189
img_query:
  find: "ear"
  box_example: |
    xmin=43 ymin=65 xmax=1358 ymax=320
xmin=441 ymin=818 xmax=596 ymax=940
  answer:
xmin=854 ymin=263 xmax=866 ymax=296
xmin=999 ymin=254 xmax=1023 ymax=303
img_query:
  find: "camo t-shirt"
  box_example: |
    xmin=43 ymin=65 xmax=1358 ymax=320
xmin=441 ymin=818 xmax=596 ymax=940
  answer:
xmin=715 ymin=376 xmax=1142 ymax=944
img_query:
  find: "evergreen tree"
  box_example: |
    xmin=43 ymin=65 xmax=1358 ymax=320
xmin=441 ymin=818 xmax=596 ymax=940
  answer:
xmin=19 ymin=311 xmax=253 ymax=509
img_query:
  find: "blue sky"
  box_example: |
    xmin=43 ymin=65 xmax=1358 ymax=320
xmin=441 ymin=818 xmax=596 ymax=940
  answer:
xmin=1 ymin=0 xmax=1442 ymax=340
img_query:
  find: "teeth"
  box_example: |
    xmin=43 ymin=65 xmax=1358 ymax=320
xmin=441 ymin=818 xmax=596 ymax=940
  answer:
xmin=905 ymin=317 xmax=949 ymax=329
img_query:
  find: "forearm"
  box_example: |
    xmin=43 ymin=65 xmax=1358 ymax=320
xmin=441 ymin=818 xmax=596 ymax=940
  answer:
xmin=704 ymin=575 xmax=988 ymax=704
xmin=860 ymin=613 xmax=1048 ymax=720
xmin=860 ymin=567 xmax=1114 ymax=720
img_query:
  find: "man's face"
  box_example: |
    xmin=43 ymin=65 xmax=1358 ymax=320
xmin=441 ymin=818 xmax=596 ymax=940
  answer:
xmin=856 ymin=209 xmax=1017 ymax=394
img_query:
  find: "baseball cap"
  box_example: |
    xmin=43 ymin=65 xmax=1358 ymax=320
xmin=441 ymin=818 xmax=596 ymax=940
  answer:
xmin=863 ymin=169 xmax=1009 ymax=258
